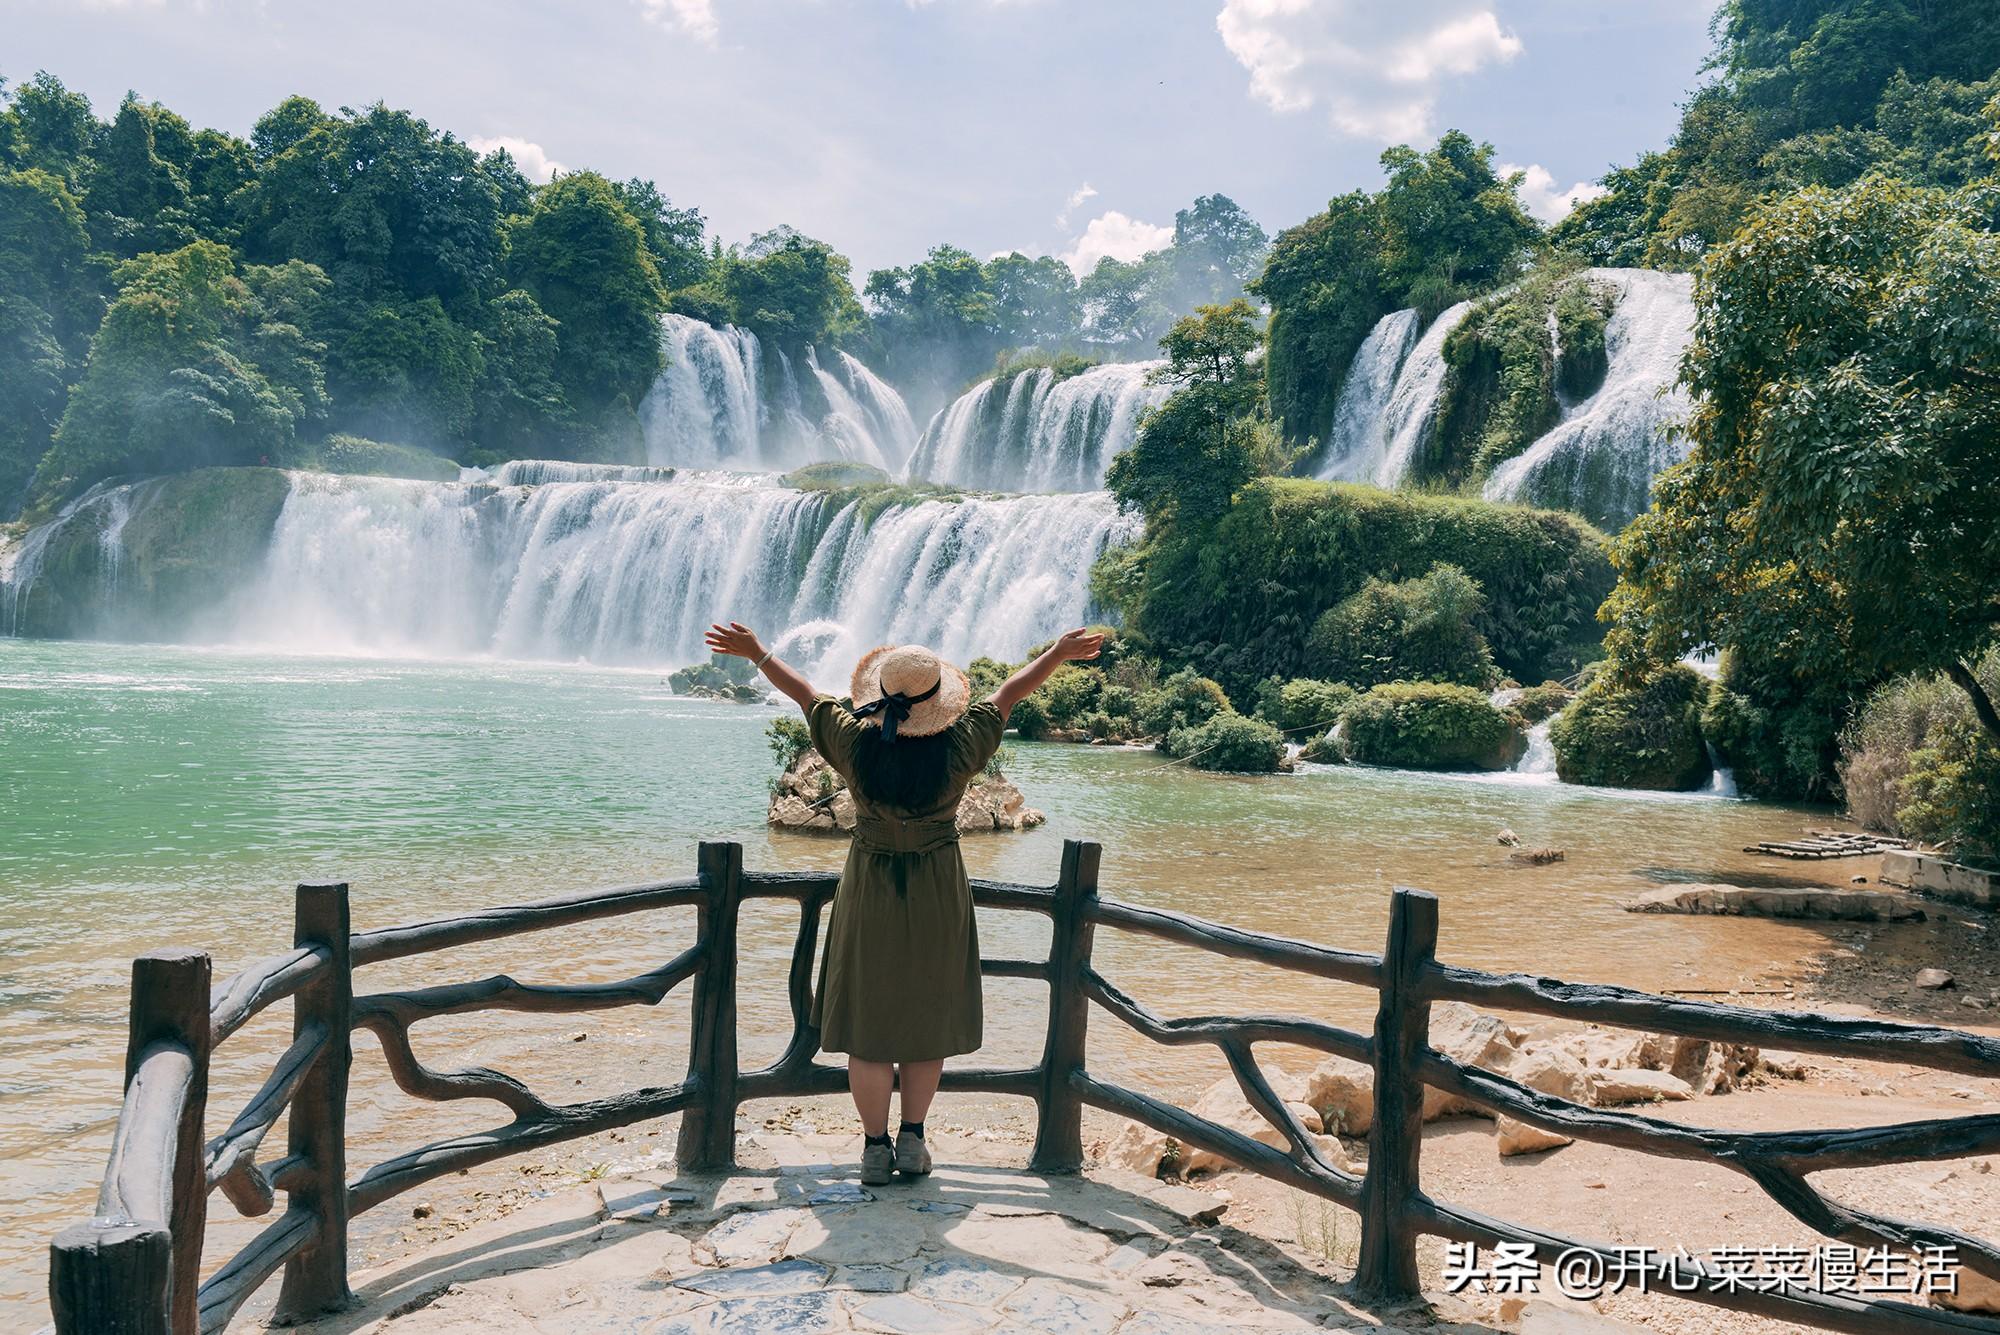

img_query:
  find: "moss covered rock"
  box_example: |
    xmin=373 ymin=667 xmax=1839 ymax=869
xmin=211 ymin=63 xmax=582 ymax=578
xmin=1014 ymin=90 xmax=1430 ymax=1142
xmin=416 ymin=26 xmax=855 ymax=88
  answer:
xmin=1344 ymin=681 xmax=1524 ymax=771
xmin=1550 ymin=664 xmax=1713 ymax=791
xmin=7 ymin=467 xmax=293 ymax=639
xmin=314 ymin=435 xmax=461 ymax=481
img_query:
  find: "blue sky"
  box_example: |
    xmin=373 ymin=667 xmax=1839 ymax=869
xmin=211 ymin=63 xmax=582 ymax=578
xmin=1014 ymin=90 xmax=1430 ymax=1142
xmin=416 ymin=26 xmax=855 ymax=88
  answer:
xmin=11 ymin=0 xmax=1716 ymax=278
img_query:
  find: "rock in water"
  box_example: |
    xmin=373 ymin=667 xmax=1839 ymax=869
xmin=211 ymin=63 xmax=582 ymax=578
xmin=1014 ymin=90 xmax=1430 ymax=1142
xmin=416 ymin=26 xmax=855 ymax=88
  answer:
xmin=766 ymin=746 xmax=1044 ymax=834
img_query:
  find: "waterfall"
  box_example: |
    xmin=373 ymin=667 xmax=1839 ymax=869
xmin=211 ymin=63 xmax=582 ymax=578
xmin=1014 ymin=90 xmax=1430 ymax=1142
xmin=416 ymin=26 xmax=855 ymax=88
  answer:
xmin=640 ymin=314 xmax=917 ymax=474
xmin=1704 ymin=742 xmax=1739 ymax=798
xmin=906 ymin=361 xmax=1169 ymax=492
xmin=219 ymin=468 xmax=1136 ymax=679
xmin=1511 ymin=721 xmax=1557 ymax=780
xmin=1317 ymin=302 xmax=1473 ymax=487
xmin=1483 ymin=269 xmax=1695 ymax=526
xmin=1317 ymin=308 xmax=1422 ymax=482
xmin=642 ymin=314 xmax=765 ymax=468
xmin=1 ymin=483 xmax=125 ymax=636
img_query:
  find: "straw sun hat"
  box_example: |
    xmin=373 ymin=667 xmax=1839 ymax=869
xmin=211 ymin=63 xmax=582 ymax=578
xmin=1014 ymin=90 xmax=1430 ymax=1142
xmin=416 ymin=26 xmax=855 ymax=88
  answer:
xmin=850 ymin=644 xmax=971 ymax=742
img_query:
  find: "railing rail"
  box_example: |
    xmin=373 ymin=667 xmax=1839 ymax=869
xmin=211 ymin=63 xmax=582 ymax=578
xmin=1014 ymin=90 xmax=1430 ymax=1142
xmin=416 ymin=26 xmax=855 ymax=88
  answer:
xmin=47 ymin=841 xmax=2000 ymax=1335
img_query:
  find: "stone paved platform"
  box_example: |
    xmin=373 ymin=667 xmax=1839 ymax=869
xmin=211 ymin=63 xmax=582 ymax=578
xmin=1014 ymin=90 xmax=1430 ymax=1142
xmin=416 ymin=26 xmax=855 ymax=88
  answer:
xmin=278 ymin=1132 xmax=1517 ymax=1335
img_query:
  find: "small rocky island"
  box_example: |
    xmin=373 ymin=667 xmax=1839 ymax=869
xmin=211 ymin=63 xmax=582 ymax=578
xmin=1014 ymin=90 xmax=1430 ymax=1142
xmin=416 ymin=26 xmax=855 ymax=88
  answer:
xmin=767 ymin=741 xmax=1045 ymax=834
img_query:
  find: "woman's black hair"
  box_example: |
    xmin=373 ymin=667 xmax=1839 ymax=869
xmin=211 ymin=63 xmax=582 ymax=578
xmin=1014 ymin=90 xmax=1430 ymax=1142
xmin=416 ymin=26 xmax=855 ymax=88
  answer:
xmin=850 ymin=725 xmax=953 ymax=811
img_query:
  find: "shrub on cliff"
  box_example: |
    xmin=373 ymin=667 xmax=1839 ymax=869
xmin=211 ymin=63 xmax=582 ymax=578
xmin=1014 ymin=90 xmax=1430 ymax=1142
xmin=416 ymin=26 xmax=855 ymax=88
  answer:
xmin=1840 ymin=650 xmax=2000 ymax=861
xmin=1160 ymin=712 xmax=1286 ymax=773
xmin=1549 ymin=664 xmax=1712 ymax=790
xmin=1106 ymin=478 xmax=1611 ymax=698
xmin=1307 ymin=564 xmax=1497 ymax=689
xmin=1343 ymin=682 xmax=1521 ymax=771
xmin=1505 ymin=682 xmax=1573 ymax=727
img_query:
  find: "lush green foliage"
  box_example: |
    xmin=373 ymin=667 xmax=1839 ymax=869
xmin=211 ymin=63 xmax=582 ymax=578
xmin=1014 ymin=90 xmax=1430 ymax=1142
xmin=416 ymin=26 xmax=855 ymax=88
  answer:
xmin=1160 ymin=712 xmax=1287 ymax=773
xmin=1504 ymin=682 xmax=1573 ymax=727
xmin=1104 ymin=477 xmax=1611 ymax=698
xmin=1602 ymin=177 xmax=2000 ymax=764
xmin=1549 ymin=664 xmax=1713 ymax=791
xmin=1553 ymin=0 xmax=2000 ymax=268
xmin=1840 ymin=650 xmax=2000 ymax=861
xmin=0 ymin=163 xmax=98 ymax=515
xmin=1255 ymin=132 xmax=1540 ymax=449
xmin=1343 ymin=681 xmax=1521 ymax=771
xmin=767 ymin=716 xmax=813 ymax=772
xmin=34 ymin=242 xmax=328 ymax=502
xmin=1252 ymin=677 xmax=1356 ymax=734
xmin=1106 ymin=300 xmax=1272 ymax=526
xmin=1307 ymin=564 xmax=1497 ymax=690
xmin=1424 ymin=269 xmax=1613 ymax=485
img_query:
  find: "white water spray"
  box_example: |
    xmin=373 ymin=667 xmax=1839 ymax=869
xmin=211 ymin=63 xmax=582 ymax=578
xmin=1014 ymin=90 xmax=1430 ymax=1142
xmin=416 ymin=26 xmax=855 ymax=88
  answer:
xmin=908 ymin=361 xmax=1169 ymax=492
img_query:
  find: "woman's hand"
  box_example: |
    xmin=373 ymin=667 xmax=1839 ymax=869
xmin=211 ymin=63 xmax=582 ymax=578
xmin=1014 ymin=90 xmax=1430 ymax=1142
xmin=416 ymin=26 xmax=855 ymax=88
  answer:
xmin=1051 ymin=628 xmax=1104 ymax=663
xmin=704 ymin=622 xmax=766 ymax=661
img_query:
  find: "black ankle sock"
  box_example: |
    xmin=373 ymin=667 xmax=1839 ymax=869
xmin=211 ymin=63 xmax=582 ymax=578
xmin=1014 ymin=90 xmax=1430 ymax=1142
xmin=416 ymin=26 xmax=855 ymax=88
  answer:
xmin=899 ymin=1120 xmax=925 ymax=1139
xmin=864 ymin=1132 xmax=893 ymax=1148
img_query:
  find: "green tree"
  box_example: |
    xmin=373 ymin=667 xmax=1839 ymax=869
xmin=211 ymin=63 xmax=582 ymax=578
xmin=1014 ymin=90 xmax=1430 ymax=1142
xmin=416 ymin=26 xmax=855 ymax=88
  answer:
xmin=1255 ymin=133 xmax=1536 ymax=448
xmin=1159 ymin=193 xmax=1269 ymax=312
xmin=985 ymin=251 xmax=1079 ymax=348
xmin=84 ymin=96 xmax=199 ymax=257
xmin=2 ymin=72 xmax=95 ymax=186
xmin=718 ymin=225 xmax=863 ymax=348
xmin=235 ymin=101 xmax=507 ymax=307
xmin=1604 ymin=175 xmax=2000 ymax=746
xmin=506 ymin=170 xmax=667 ymax=416
xmin=0 ymin=165 xmax=97 ymax=514
xmin=863 ymin=243 xmax=997 ymax=396
xmin=1106 ymin=299 xmax=1265 ymax=524
xmin=612 ymin=177 xmax=710 ymax=291
xmin=33 ymin=241 xmax=327 ymax=502
xmin=472 ymin=289 xmax=569 ymax=456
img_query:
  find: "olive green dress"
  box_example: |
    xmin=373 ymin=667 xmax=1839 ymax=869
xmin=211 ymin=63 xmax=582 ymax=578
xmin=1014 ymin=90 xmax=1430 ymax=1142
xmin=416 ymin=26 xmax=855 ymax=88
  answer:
xmin=808 ymin=695 xmax=1006 ymax=1062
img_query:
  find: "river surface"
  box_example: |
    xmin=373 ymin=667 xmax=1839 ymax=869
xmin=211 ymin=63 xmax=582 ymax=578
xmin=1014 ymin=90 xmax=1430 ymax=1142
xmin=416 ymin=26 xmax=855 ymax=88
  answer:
xmin=0 ymin=638 xmax=1849 ymax=1321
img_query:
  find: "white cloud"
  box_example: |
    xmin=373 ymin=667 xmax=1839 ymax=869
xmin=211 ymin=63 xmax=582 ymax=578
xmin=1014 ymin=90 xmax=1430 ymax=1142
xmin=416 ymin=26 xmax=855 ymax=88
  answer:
xmin=467 ymin=136 xmax=567 ymax=184
xmin=1500 ymin=162 xmax=1608 ymax=224
xmin=640 ymin=0 xmax=718 ymax=44
xmin=1059 ymin=210 xmax=1173 ymax=276
xmin=1216 ymin=0 xmax=1523 ymax=143
xmin=1056 ymin=182 xmax=1098 ymax=227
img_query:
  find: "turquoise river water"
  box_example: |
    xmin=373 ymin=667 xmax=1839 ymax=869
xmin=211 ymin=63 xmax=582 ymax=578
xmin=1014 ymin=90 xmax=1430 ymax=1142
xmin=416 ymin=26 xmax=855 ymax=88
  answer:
xmin=0 ymin=637 xmax=1850 ymax=1322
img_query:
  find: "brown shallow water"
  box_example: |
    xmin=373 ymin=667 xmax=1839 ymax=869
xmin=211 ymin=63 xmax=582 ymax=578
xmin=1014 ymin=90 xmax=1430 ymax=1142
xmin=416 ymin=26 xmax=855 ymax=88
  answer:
xmin=0 ymin=640 xmax=1856 ymax=1323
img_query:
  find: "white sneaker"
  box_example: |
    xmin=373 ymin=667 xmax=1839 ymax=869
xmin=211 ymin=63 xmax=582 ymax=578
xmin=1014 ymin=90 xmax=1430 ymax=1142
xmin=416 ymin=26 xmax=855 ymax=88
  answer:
xmin=895 ymin=1130 xmax=932 ymax=1177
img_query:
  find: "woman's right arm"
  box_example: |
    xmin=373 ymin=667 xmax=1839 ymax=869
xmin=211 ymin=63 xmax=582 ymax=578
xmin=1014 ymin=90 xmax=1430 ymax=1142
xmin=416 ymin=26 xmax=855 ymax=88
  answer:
xmin=704 ymin=622 xmax=818 ymax=715
xmin=989 ymin=628 xmax=1104 ymax=717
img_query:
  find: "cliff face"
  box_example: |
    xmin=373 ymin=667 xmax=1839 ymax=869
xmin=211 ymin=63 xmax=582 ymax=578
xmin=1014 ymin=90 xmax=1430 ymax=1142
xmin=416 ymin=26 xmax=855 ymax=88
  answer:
xmin=767 ymin=747 xmax=1045 ymax=835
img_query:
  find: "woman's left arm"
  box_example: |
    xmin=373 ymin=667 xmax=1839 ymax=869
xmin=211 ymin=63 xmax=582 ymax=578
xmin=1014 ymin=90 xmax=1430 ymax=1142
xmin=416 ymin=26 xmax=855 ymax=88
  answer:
xmin=704 ymin=622 xmax=817 ymax=715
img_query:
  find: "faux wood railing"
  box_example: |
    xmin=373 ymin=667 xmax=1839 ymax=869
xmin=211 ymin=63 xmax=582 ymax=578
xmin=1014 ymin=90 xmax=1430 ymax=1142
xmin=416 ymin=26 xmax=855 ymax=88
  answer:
xmin=48 ymin=840 xmax=2000 ymax=1334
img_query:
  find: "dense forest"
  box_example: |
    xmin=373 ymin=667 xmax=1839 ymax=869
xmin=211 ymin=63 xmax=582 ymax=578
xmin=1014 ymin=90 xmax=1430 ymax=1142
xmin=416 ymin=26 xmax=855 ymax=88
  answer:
xmin=0 ymin=75 xmax=1269 ymax=515
xmin=5 ymin=0 xmax=1999 ymax=856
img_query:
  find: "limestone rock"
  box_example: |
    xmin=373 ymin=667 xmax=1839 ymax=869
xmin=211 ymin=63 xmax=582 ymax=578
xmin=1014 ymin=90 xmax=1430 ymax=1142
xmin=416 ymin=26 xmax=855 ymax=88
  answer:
xmin=1424 ymin=1002 xmax=1524 ymax=1119
xmin=1304 ymin=1056 xmax=1373 ymax=1136
xmin=1626 ymin=883 xmax=1925 ymax=922
xmin=1496 ymin=1116 xmax=1573 ymax=1156
xmin=1105 ymin=1073 xmax=1349 ymax=1179
xmin=1585 ymin=1067 xmax=1693 ymax=1105
xmin=766 ymin=745 xmax=1043 ymax=834
xmin=1508 ymin=847 xmax=1566 ymax=865
xmin=1916 ymin=968 xmax=1956 ymax=990
xmin=1508 ymin=1045 xmax=1592 ymax=1103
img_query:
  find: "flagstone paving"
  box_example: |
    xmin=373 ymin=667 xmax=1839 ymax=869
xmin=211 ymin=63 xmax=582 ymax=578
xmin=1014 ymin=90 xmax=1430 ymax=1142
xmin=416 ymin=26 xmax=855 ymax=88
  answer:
xmin=273 ymin=1132 xmax=1535 ymax=1335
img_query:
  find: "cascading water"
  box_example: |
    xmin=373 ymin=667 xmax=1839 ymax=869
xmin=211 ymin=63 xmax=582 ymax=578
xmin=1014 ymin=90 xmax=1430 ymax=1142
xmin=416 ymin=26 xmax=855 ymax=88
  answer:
xmin=906 ymin=361 xmax=1169 ymax=492
xmin=1482 ymin=269 xmax=1695 ymax=526
xmin=220 ymin=469 xmax=1136 ymax=679
xmin=640 ymin=314 xmax=917 ymax=474
xmin=1317 ymin=308 xmax=1421 ymax=482
xmin=1317 ymin=302 xmax=1472 ymax=486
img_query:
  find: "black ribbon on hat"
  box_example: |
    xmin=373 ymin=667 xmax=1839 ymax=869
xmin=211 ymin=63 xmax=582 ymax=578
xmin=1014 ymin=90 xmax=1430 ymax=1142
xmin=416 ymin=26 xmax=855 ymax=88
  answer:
xmin=852 ymin=676 xmax=941 ymax=744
